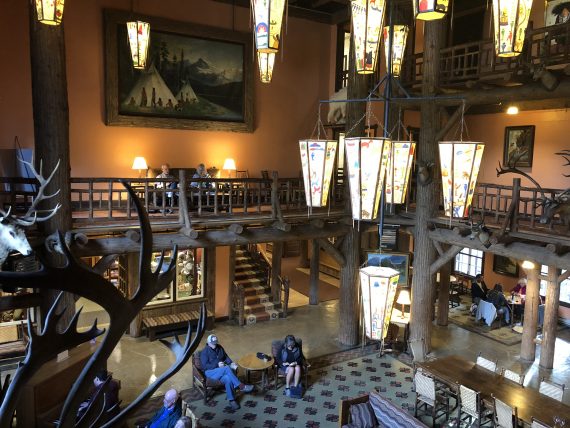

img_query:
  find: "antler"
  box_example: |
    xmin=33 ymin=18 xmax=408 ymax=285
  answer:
xmin=496 ymin=153 xmax=547 ymax=200
xmin=556 ymin=150 xmax=570 ymax=177
xmin=12 ymin=157 xmax=62 ymax=226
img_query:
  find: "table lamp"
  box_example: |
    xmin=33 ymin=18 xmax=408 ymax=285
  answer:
xmin=396 ymin=289 xmax=411 ymax=319
xmin=222 ymin=158 xmax=237 ymax=178
xmin=132 ymin=156 xmax=148 ymax=178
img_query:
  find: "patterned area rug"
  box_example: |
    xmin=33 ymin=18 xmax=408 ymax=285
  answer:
xmin=128 ymin=345 xmax=418 ymax=427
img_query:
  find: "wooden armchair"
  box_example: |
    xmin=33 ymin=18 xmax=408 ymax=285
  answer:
xmin=191 ymin=352 xmax=227 ymax=404
xmin=271 ymin=338 xmax=310 ymax=390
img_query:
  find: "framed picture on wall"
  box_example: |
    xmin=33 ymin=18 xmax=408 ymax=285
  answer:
xmin=493 ymin=255 xmax=519 ymax=277
xmin=366 ymin=252 xmax=410 ymax=286
xmin=503 ymin=125 xmax=535 ymax=167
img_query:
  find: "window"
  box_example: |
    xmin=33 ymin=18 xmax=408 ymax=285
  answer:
xmin=539 ymin=265 xmax=570 ymax=307
xmin=335 ymin=26 xmax=350 ymax=91
xmin=454 ymin=248 xmax=484 ymax=277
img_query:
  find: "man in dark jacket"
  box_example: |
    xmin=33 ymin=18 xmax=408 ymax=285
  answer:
xmin=146 ymin=388 xmax=182 ymax=428
xmin=76 ymin=369 xmax=120 ymax=422
xmin=199 ymin=334 xmax=253 ymax=410
xmin=471 ymin=274 xmax=488 ymax=303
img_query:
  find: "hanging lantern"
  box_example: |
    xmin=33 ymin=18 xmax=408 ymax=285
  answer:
xmin=345 ymin=137 xmax=392 ymax=220
xmin=35 ymin=0 xmax=65 ymax=25
xmin=299 ymin=140 xmax=338 ymax=208
xmin=337 ymin=132 xmax=346 ymax=170
xmin=360 ymin=266 xmax=400 ymax=341
xmin=253 ymin=0 xmax=286 ymax=54
xmin=413 ymin=0 xmax=449 ymax=21
xmin=351 ymin=0 xmax=386 ymax=74
xmin=492 ymin=0 xmax=532 ymax=57
xmin=257 ymin=52 xmax=276 ymax=83
xmin=439 ymin=142 xmax=485 ymax=218
xmin=383 ymin=25 xmax=409 ymax=77
xmin=385 ymin=141 xmax=415 ymax=205
xmin=127 ymin=21 xmax=151 ymax=70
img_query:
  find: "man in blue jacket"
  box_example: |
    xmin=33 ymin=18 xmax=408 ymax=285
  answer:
xmin=145 ymin=388 xmax=181 ymax=428
xmin=199 ymin=334 xmax=253 ymax=410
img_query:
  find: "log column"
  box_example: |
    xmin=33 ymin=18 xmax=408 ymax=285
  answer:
xmin=339 ymin=227 xmax=361 ymax=346
xmin=228 ymin=246 xmax=236 ymax=321
xmin=521 ymin=264 xmax=540 ymax=361
xmin=205 ymin=247 xmax=216 ymax=323
xmin=299 ymin=240 xmax=309 ymax=268
xmin=437 ymin=259 xmax=451 ymax=326
xmin=540 ymin=265 xmax=561 ymax=369
xmin=309 ymin=240 xmax=320 ymax=305
xmin=127 ymin=252 xmax=142 ymax=337
xmin=271 ymin=241 xmax=283 ymax=303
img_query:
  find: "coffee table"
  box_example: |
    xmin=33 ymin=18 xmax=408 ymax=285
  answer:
xmin=237 ymin=353 xmax=273 ymax=391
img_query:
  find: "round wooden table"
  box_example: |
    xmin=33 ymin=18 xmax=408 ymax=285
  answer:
xmin=237 ymin=353 xmax=273 ymax=391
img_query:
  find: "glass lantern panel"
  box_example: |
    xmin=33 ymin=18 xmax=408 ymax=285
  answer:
xmin=465 ymin=144 xmax=485 ymax=215
xmin=439 ymin=143 xmax=454 ymax=217
xmin=148 ymin=251 xmax=174 ymax=305
xmin=351 ymin=0 xmax=386 ymax=74
xmin=386 ymin=142 xmax=415 ymax=204
xmin=337 ymin=133 xmax=346 ymax=170
xmin=383 ymin=25 xmax=409 ymax=77
xmin=309 ymin=141 xmax=326 ymax=206
xmin=299 ymin=141 xmax=311 ymax=202
xmin=127 ymin=21 xmax=150 ymax=69
xmin=345 ymin=138 xmax=362 ymax=218
xmin=414 ymin=0 xmax=449 ymax=20
xmin=361 ymin=139 xmax=390 ymax=220
xmin=254 ymin=0 xmax=286 ymax=53
xmin=493 ymin=0 xmax=532 ymax=56
xmin=360 ymin=266 xmax=399 ymax=340
xmin=322 ymin=142 xmax=337 ymax=206
xmin=258 ymin=52 xmax=275 ymax=83
xmin=36 ymin=0 xmax=65 ymax=25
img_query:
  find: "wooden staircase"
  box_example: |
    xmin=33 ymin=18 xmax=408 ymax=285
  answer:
xmin=232 ymin=246 xmax=288 ymax=326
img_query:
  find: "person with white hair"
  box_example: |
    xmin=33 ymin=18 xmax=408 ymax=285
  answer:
xmin=199 ymin=334 xmax=253 ymax=410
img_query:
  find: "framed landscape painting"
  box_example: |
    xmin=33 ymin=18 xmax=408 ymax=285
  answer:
xmin=366 ymin=252 xmax=410 ymax=286
xmin=104 ymin=9 xmax=254 ymax=132
xmin=493 ymin=254 xmax=519 ymax=277
xmin=503 ymin=125 xmax=535 ymax=167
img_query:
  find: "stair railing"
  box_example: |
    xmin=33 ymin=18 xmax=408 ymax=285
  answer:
xmin=279 ymin=275 xmax=290 ymax=319
xmin=232 ymin=280 xmax=246 ymax=326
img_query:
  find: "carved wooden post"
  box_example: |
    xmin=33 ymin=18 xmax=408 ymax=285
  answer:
xmin=271 ymin=241 xmax=283 ymax=303
xmin=205 ymin=247 xmax=216 ymax=323
xmin=299 ymin=240 xmax=309 ymax=268
xmin=309 ymin=239 xmax=320 ymax=305
xmin=127 ymin=252 xmax=142 ymax=337
xmin=228 ymin=245 xmax=236 ymax=321
xmin=437 ymin=259 xmax=452 ymax=326
xmin=540 ymin=265 xmax=561 ymax=369
xmin=409 ymin=20 xmax=444 ymax=354
xmin=521 ymin=264 xmax=540 ymax=361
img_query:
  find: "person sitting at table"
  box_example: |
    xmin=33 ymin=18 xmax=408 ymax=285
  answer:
xmin=76 ymin=369 xmax=120 ymax=422
xmin=487 ymin=283 xmax=510 ymax=324
xmin=471 ymin=274 xmax=488 ymax=304
xmin=191 ymin=163 xmax=214 ymax=189
xmin=155 ymin=163 xmax=176 ymax=211
xmin=199 ymin=334 xmax=253 ymax=410
xmin=511 ymin=277 xmax=527 ymax=320
xmin=277 ymin=334 xmax=305 ymax=396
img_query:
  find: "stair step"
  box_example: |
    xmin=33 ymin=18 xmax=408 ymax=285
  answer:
xmin=243 ymin=285 xmax=269 ymax=296
xmin=235 ymin=269 xmax=263 ymax=277
xmin=235 ymin=277 xmax=263 ymax=286
xmin=244 ymin=302 xmax=275 ymax=314
xmin=245 ymin=293 xmax=271 ymax=305
xmin=244 ymin=309 xmax=283 ymax=325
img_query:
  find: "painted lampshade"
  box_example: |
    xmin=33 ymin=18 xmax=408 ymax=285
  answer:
xmin=253 ymin=0 xmax=286 ymax=54
xmin=258 ymin=52 xmax=276 ymax=83
xmin=337 ymin=132 xmax=346 ymax=170
xmin=127 ymin=21 xmax=151 ymax=69
xmin=351 ymin=0 xmax=386 ymax=74
xmin=439 ymin=142 xmax=485 ymax=218
xmin=413 ymin=0 xmax=449 ymax=20
xmin=299 ymin=140 xmax=338 ymax=208
xmin=345 ymin=137 xmax=392 ymax=220
xmin=385 ymin=141 xmax=416 ymax=205
xmin=492 ymin=0 xmax=533 ymax=57
xmin=360 ymin=266 xmax=400 ymax=341
xmin=35 ymin=0 xmax=65 ymax=25
xmin=383 ymin=25 xmax=409 ymax=77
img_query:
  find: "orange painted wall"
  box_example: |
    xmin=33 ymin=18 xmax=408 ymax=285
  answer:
xmin=0 ymin=0 xmax=334 ymax=179
xmin=215 ymin=246 xmax=230 ymax=317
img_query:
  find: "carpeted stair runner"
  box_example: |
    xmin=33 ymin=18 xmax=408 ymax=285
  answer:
xmin=235 ymin=246 xmax=284 ymax=325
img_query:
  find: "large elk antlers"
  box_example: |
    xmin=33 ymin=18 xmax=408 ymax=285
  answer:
xmin=496 ymin=153 xmax=548 ymax=202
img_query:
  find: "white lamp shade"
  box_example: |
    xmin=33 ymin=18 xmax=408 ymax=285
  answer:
xmin=439 ymin=142 xmax=485 ymax=218
xmin=386 ymin=141 xmax=415 ymax=205
xmin=299 ymin=140 xmax=337 ymax=208
xmin=351 ymin=0 xmax=386 ymax=74
xmin=257 ymin=52 xmax=276 ymax=83
xmin=383 ymin=25 xmax=409 ymax=77
xmin=35 ymin=0 xmax=64 ymax=25
xmin=492 ymin=0 xmax=532 ymax=57
xmin=132 ymin=156 xmax=148 ymax=170
xmin=253 ymin=0 xmax=286 ymax=54
xmin=360 ymin=266 xmax=399 ymax=340
xmin=222 ymin=158 xmax=237 ymax=170
xmin=345 ymin=137 xmax=392 ymax=220
xmin=413 ymin=0 xmax=449 ymax=20
xmin=127 ymin=21 xmax=151 ymax=69
xmin=396 ymin=289 xmax=411 ymax=305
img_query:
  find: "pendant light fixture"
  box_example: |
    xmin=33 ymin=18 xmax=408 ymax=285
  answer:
xmin=252 ymin=0 xmax=286 ymax=53
xmin=127 ymin=20 xmax=151 ymax=70
xmin=360 ymin=266 xmax=399 ymax=341
xmin=413 ymin=0 xmax=449 ymax=21
xmin=385 ymin=141 xmax=415 ymax=205
xmin=351 ymin=0 xmax=387 ymax=74
xmin=35 ymin=0 xmax=65 ymax=25
xmin=492 ymin=0 xmax=533 ymax=57
xmin=299 ymin=140 xmax=338 ymax=208
xmin=383 ymin=25 xmax=409 ymax=77
xmin=257 ymin=52 xmax=276 ymax=83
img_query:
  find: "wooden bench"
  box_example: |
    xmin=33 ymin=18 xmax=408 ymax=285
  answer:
xmin=142 ymin=310 xmax=214 ymax=341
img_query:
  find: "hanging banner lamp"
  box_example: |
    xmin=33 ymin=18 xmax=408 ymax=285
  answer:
xmin=299 ymin=140 xmax=338 ymax=208
xmin=360 ymin=266 xmax=399 ymax=341
xmin=252 ymin=0 xmax=286 ymax=54
xmin=345 ymin=137 xmax=392 ymax=220
xmin=492 ymin=0 xmax=533 ymax=57
xmin=413 ymin=0 xmax=449 ymax=20
xmin=35 ymin=0 xmax=65 ymax=25
xmin=257 ymin=52 xmax=276 ymax=83
xmin=351 ymin=0 xmax=387 ymax=74
xmin=439 ymin=142 xmax=485 ymax=218
xmin=383 ymin=25 xmax=409 ymax=77
xmin=385 ymin=141 xmax=415 ymax=205
xmin=127 ymin=21 xmax=151 ymax=69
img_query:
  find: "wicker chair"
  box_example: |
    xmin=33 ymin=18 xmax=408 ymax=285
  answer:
xmin=456 ymin=383 xmax=494 ymax=427
xmin=531 ymin=417 xmax=553 ymax=428
xmin=413 ymin=369 xmax=449 ymax=426
xmin=501 ymin=368 xmax=525 ymax=386
xmin=191 ymin=352 xmax=227 ymax=404
xmin=539 ymin=378 xmax=565 ymax=402
xmin=492 ymin=394 xmax=518 ymax=428
xmin=476 ymin=352 xmax=497 ymax=373
xmin=271 ymin=338 xmax=310 ymax=390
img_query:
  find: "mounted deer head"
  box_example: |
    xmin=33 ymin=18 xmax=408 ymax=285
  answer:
xmin=417 ymin=161 xmax=435 ymax=186
xmin=0 ymin=158 xmax=61 ymax=264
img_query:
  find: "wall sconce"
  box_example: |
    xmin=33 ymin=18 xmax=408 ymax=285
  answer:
xmin=360 ymin=266 xmax=400 ymax=340
xmin=132 ymin=156 xmax=148 ymax=178
xmin=299 ymin=140 xmax=338 ymax=208
xmin=506 ymin=106 xmax=519 ymax=115
xmin=396 ymin=289 xmax=411 ymax=319
xmin=439 ymin=142 xmax=485 ymax=218
xmin=351 ymin=0 xmax=386 ymax=74
xmin=413 ymin=0 xmax=449 ymax=21
xmin=222 ymin=158 xmax=237 ymax=178
xmin=253 ymin=0 xmax=286 ymax=54
xmin=522 ymin=260 xmax=535 ymax=270
xmin=257 ymin=52 xmax=276 ymax=83
xmin=492 ymin=0 xmax=533 ymax=57
xmin=35 ymin=0 xmax=65 ymax=25
xmin=127 ymin=20 xmax=151 ymax=69
xmin=383 ymin=25 xmax=409 ymax=77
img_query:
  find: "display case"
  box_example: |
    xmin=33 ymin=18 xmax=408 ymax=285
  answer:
xmin=175 ymin=248 xmax=203 ymax=301
xmin=148 ymin=250 xmax=174 ymax=305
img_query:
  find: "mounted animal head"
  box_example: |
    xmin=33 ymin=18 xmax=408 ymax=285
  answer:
xmin=416 ymin=161 xmax=435 ymax=186
xmin=468 ymin=219 xmax=492 ymax=248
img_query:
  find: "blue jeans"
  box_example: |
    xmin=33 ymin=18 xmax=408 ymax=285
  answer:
xmin=205 ymin=366 xmax=241 ymax=401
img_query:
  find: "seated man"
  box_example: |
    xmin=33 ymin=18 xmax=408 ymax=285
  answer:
xmin=199 ymin=334 xmax=253 ymax=410
xmin=76 ymin=369 xmax=120 ymax=422
xmin=471 ymin=273 xmax=488 ymax=305
xmin=487 ymin=283 xmax=510 ymax=325
xmin=155 ymin=163 xmax=176 ymax=210
xmin=145 ymin=388 xmax=182 ymax=428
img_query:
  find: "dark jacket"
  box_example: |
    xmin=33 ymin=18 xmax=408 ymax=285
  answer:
xmin=77 ymin=378 xmax=120 ymax=421
xmin=488 ymin=289 xmax=508 ymax=308
xmin=200 ymin=344 xmax=232 ymax=371
xmin=278 ymin=344 xmax=304 ymax=368
xmin=146 ymin=402 xmax=182 ymax=428
xmin=471 ymin=280 xmax=488 ymax=301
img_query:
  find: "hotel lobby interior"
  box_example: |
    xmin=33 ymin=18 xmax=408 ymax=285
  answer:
xmin=1 ymin=0 xmax=570 ymax=427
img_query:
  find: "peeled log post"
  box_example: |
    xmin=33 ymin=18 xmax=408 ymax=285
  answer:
xmin=309 ymin=240 xmax=320 ymax=305
xmin=271 ymin=241 xmax=283 ymax=303
xmin=540 ymin=266 xmax=561 ymax=369
xmin=437 ymin=259 xmax=451 ymax=326
xmin=521 ymin=264 xmax=540 ymax=361
xmin=205 ymin=247 xmax=216 ymax=322
xmin=339 ymin=227 xmax=361 ymax=346
xmin=299 ymin=240 xmax=309 ymax=268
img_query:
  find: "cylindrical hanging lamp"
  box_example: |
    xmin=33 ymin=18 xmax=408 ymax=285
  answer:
xmin=299 ymin=140 xmax=338 ymax=208
xmin=35 ymin=0 xmax=65 ymax=25
xmin=127 ymin=21 xmax=151 ymax=70
xmin=351 ymin=0 xmax=387 ymax=74
xmin=492 ymin=0 xmax=533 ymax=57
xmin=383 ymin=25 xmax=409 ymax=77
xmin=385 ymin=141 xmax=415 ymax=205
xmin=413 ymin=0 xmax=449 ymax=21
